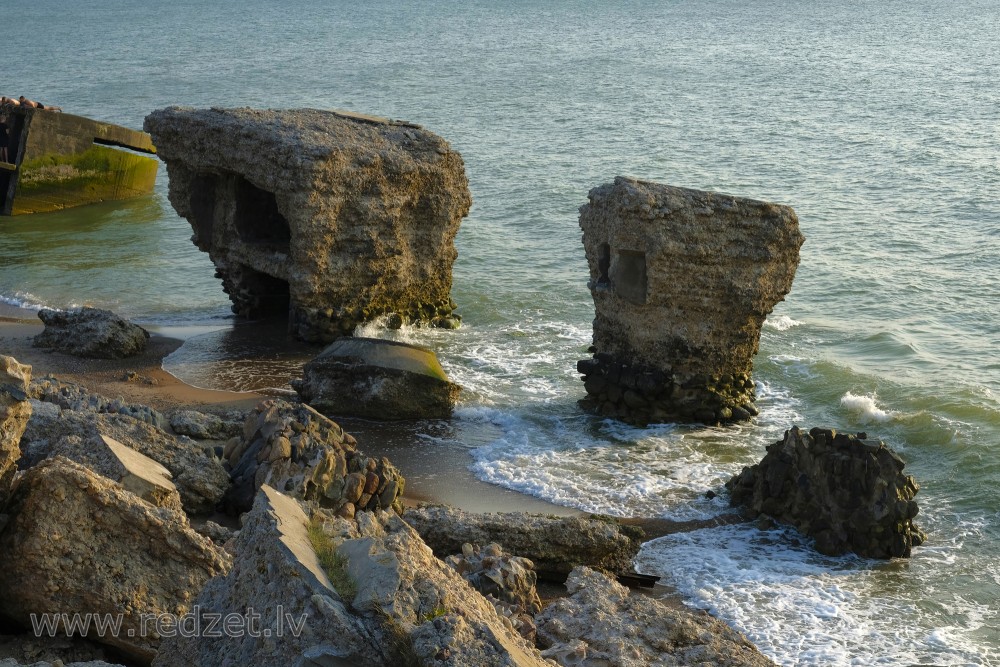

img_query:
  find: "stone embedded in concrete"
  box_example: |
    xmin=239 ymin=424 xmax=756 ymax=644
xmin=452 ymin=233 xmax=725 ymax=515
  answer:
xmin=224 ymin=399 xmax=405 ymax=515
xmin=293 ymin=337 xmax=461 ymax=420
xmin=33 ymin=308 xmax=149 ymax=359
xmin=0 ymin=356 xmax=32 ymax=508
xmin=726 ymin=426 xmax=925 ymax=558
xmin=144 ymin=107 xmax=472 ymax=342
xmin=577 ymin=177 xmax=804 ymax=426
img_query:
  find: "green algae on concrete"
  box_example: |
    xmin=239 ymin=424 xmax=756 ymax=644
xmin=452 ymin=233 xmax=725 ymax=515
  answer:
xmin=1 ymin=108 xmax=157 ymax=216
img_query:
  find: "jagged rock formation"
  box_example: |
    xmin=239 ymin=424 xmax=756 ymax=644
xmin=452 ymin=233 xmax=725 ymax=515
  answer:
xmin=0 ymin=457 xmax=231 ymax=664
xmin=154 ymin=486 xmax=552 ymax=667
xmin=577 ymin=177 xmax=803 ymax=425
xmin=726 ymin=426 xmax=925 ymax=558
xmin=144 ymin=107 xmax=472 ymax=342
xmin=30 ymin=376 xmax=167 ymax=429
xmin=535 ymin=567 xmax=775 ymax=667
xmin=224 ymin=399 xmax=405 ymax=516
xmin=168 ymin=409 xmax=243 ymax=440
xmin=0 ymin=356 xmax=31 ymax=508
xmin=293 ymin=337 xmax=461 ymax=420
xmin=0 ymin=661 xmax=124 ymax=667
xmin=21 ymin=403 xmax=230 ymax=515
xmin=404 ymin=506 xmax=644 ymax=579
xmin=33 ymin=308 xmax=149 ymax=359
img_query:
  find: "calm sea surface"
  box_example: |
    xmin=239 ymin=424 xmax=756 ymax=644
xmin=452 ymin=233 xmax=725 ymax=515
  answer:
xmin=3 ymin=1 xmax=999 ymax=663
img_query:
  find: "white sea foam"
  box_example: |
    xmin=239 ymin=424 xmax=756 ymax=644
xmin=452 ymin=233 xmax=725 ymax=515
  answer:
xmin=636 ymin=525 xmax=996 ymax=666
xmin=840 ymin=391 xmax=897 ymax=424
xmin=0 ymin=291 xmax=55 ymax=311
xmin=764 ymin=314 xmax=803 ymax=331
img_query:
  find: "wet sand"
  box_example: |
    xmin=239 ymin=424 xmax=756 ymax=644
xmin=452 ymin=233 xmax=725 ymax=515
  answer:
xmin=0 ymin=306 xmax=577 ymax=516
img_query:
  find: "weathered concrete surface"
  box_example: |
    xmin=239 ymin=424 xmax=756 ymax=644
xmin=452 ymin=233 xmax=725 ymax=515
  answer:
xmin=293 ymin=337 xmax=461 ymax=420
xmin=224 ymin=399 xmax=405 ymax=515
xmin=48 ymin=433 xmax=182 ymax=511
xmin=152 ymin=485 xmax=381 ymax=667
xmin=144 ymin=106 xmax=472 ymax=342
xmin=0 ymin=458 xmax=231 ymax=663
xmin=535 ymin=567 xmax=775 ymax=667
xmin=726 ymin=426 xmax=925 ymax=558
xmin=577 ymin=177 xmax=803 ymax=425
xmin=33 ymin=308 xmax=149 ymax=359
xmin=156 ymin=487 xmax=556 ymax=667
xmin=404 ymin=506 xmax=644 ymax=579
xmin=21 ymin=407 xmax=229 ymax=515
xmin=0 ymin=356 xmax=31 ymax=508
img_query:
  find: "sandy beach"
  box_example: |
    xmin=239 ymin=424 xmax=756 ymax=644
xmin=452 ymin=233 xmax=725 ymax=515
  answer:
xmin=0 ymin=304 xmax=580 ymax=517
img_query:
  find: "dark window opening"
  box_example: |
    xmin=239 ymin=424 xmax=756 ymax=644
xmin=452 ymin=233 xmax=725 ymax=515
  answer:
xmin=234 ymin=177 xmax=291 ymax=249
xmin=0 ymin=113 xmax=26 ymax=215
xmin=597 ymin=243 xmax=611 ymax=286
xmin=611 ymin=249 xmax=648 ymax=305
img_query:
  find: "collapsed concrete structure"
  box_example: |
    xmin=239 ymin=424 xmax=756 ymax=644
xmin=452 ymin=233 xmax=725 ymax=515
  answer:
xmin=577 ymin=177 xmax=804 ymax=425
xmin=726 ymin=426 xmax=925 ymax=559
xmin=144 ymin=107 xmax=472 ymax=343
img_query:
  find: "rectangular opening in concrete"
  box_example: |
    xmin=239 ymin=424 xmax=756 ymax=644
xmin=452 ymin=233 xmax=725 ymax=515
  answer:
xmin=612 ymin=248 xmax=647 ymax=305
xmin=234 ymin=177 xmax=291 ymax=250
xmin=236 ymin=264 xmax=291 ymax=318
xmin=189 ymin=173 xmax=219 ymax=247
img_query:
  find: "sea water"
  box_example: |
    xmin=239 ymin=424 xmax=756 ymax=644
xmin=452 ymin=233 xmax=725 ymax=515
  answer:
xmin=3 ymin=0 xmax=999 ymax=663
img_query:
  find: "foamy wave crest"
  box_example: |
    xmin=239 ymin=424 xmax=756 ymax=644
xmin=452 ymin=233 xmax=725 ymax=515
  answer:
xmin=0 ymin=291 xmax=58 ymax=311
xmin=764 ymin=314 xmax=802 ymax=331
xmin=636 ymin=525 xmax=995 ymax=666
xmin=840 ymin=392 xmax=897 ymax=424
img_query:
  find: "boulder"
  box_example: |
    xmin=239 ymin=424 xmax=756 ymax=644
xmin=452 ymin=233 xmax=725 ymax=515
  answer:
xmin=404 ymin=506 xmax=644 ymax=579
xmin=726 ymin=426 xmax=925 ymax=558
xmin=577 ymin=177 xmax=804 ymax=425
xmin=224 ymin=399 xmax=405 ymax=515
xmin=32 ymin=308 xmax=149 ymax=359
xmin=47 ymin=433 xmax=182 ymax=511
xmin=293 ymin=337 xmax=461 ymax=420
xmin=0 ymin=634 xmax=120 ymax=666
xmin=0 ymin=356 xmax=32 ymax=508
xmin=21 ymin=408 xmax=229 ymax=515
xmin=0 ymin=661 xmax=124 ymax=667
xmin=0 ymin=458 xmax=231 ymax=663
xmin=535 ymin=567 xmax=775 ymax=667
xmin=144 ymin=106 xmax=472 ymax=342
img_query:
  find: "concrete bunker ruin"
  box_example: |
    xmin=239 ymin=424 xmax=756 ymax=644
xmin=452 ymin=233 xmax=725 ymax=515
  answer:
xmin=145 ymin=107 xmax=472 ymax=342
xmin=577 ymin=177 xmax=804 ymax=426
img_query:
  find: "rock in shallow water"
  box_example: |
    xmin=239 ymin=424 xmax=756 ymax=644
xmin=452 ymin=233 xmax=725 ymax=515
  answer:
xmin=144 ymin=106 xmax=472 ymax=342
xmin=293 ymin=337 xmax=460 ymax=421
xmin=726 ymin=426 xmax=925 ymax=558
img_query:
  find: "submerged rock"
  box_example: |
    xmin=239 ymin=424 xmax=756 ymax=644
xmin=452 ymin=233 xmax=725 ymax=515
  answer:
xmin=726 ymin=426 xmax=925 ymax=558
xmin=293 ymin=337 xmax=461 ymax=420
xmin=535 ymin=567 xmax=775 ymax=667
xmin=577 ymin=177 xmax=803 ymax=425
xmin=404 ymin=506 xmax=644 ymax=579
xmin=0 ymin=457 xmax=231 ymax=663
xmin=32 ymin=308 xmax=149 ymax=359
xmin=224 ymin=399 xmax=405 ymax=515
xmin=144 ymin=106 xmax=472 ymax=342
xmin=0 ymin=356 xmax=32 ymax=508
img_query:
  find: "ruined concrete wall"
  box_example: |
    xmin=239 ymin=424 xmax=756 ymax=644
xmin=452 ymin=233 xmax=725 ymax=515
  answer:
xmin=144 ymin=107 xmax=472 ymax=343
xmin=726 ymin=427 xmax=925 ymax=559
xmin=578 ymin=177 xmax=803 ymax=425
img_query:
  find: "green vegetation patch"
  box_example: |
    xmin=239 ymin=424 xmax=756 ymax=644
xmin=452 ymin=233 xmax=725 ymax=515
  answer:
xmin=307 ymin=516 xmax=358 ymax=602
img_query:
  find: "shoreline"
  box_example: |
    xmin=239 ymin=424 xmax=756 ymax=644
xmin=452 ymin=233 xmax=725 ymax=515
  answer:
xmin=0 ymin=312 xmax=580 ymax=517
